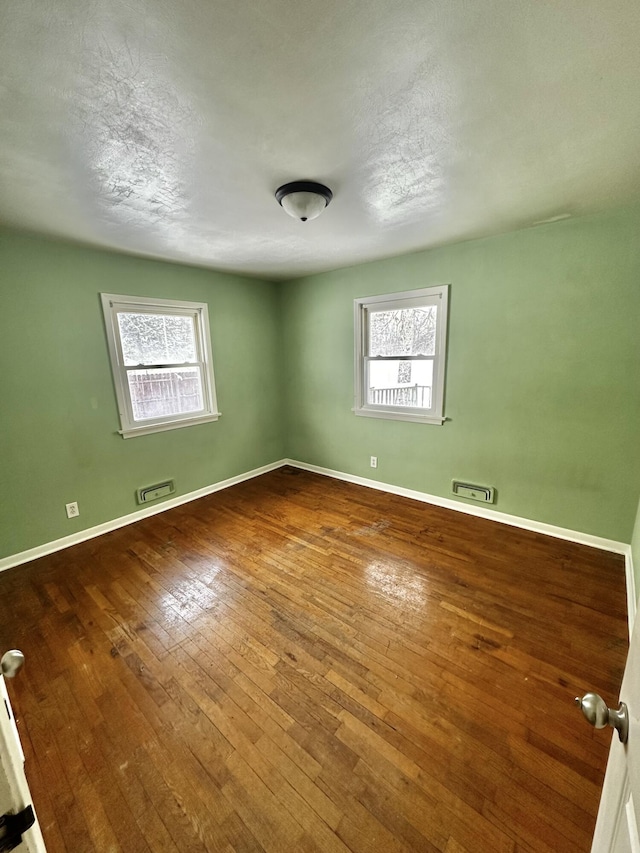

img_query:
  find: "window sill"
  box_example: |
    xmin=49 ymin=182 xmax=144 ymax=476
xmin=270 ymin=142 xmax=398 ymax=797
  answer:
xmin=353 ymin=407 xmax=445 ymax=425
xmin=119 ymin=412 xmax=221 ymax=439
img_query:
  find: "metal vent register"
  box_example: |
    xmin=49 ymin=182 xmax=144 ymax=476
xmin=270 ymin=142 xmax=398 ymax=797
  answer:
xmin=137 ymin=480 xmax=175 ymax=504
xmin=451 ymin=480 xmax=495 ymax=503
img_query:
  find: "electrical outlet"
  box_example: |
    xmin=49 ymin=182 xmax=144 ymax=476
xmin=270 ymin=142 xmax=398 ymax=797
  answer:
xmin=370 ymin=456 xmax=378 ymax=468
xmin=65 ymin=501 xmax=79 ymax=519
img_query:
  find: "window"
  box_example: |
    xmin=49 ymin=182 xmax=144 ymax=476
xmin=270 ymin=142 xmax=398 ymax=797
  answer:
xmin=101 ymin=293 xmax=220 ymax=438
xmin=354 ymin=284 xmax=449 ymax=424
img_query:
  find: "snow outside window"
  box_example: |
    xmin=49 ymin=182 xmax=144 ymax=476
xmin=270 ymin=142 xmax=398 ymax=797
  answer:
xmin=353 ymin=285 xmax=449 ymax=424
xmin=101 ymin=293 xmax=220 ymax=438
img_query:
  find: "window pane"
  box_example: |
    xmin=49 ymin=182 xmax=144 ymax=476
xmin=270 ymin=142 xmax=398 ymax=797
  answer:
xmin=127 ymin=367 xmax=204 ymax=421
xmin=367 ymin=359 xmax=433 ymax=408
xmin=118 ymin=312 xmax=197 ymax=365
xmin=368 ymin=306 xmax=437 ymax=356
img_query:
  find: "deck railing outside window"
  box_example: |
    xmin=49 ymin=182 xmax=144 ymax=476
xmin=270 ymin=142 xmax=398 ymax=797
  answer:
xmin=368 ymin=384 xmax=432 ymax=408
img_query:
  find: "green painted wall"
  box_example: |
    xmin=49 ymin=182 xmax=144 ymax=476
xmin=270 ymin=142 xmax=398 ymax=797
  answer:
xmin=0 ymin=231 xmax=284 ymax=559
xmin=281 ymin=206 xmax=640 ymax=543
xmin=3 ymin=205 xmax=640 ymax=561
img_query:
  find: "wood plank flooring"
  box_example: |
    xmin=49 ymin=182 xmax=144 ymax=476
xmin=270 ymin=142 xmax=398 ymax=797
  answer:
xmin=0 ymin=467 xmax=628 ymax=852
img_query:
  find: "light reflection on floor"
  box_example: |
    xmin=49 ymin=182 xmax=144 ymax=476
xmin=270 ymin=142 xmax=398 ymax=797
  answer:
xmin=363 ymin=559 xmax=428 ymax=610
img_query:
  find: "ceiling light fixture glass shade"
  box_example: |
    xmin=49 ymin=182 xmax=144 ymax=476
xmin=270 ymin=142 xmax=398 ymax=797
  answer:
xmin=275 ymin=181 xmax=333 ymax=222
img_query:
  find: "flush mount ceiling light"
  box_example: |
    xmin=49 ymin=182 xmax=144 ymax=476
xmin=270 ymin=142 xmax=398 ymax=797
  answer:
xmin=275 ymin=181 xmax=333 ymax=222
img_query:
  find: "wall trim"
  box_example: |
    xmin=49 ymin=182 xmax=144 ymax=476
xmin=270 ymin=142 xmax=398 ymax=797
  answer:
xmin=284 ymin=458 xmax=629 ymax=555
xmin=625 ymin=547 xmax=636 ymax=639
xmin=2 ymin=456 xmax=635 ymax=641
xmin=0 ymin=459 xmax=287 ymax=574
xmin=288 ymin=458 xmax=634 ymax=639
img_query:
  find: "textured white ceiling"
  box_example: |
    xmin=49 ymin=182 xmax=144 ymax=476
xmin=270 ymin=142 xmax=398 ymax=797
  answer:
xmin=1 ymin=0 xmax=640 ymax=279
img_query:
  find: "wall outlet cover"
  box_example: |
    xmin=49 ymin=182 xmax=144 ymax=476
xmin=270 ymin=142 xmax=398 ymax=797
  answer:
xmin=65 ymin=501 xmax=79 ymax=518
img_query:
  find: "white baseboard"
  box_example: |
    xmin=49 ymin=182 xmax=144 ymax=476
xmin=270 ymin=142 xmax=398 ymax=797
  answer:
xmin=0 ymin=459 xmax=287 ymax=574
xmin=2 ymin=456 xmax=635 ymax=641
xmin=284 ymin=458 xmax=629 ymax=554
xmin=286 ymin=458 xmax=635 ymax=638
xmin=283 ymin=459 xmax=636 ymax=637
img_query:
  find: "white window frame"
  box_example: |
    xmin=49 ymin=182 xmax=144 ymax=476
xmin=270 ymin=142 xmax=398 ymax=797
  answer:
xmin=354 ymin=284 xmax=449 ymax=425
xmin=101 ymin=293 xmax=220 ymax=439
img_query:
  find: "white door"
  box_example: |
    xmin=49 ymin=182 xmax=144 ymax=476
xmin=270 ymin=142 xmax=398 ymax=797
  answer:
xmin=0 ymin=653 xmax=46 ymax=853
xmin=590 ymin=614 xmax=640 ymax=852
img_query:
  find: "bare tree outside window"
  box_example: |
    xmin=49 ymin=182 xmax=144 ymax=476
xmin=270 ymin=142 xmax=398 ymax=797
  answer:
xmin=102 ymin=294 xmax=219 ymax=438
xmin=118 ymin=313 xmax=197 ymax=365
xmin=354 ymin=285 xmax=449 ymax=424
xmin=367 ymin=306 xmax=437 ymax=408
xmin=369 ymin=307 xmax=437 ymax=357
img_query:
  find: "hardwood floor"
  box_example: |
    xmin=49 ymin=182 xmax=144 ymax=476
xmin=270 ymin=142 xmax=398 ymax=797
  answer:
xmin=0 ymin=467 xmax=628 ymax=852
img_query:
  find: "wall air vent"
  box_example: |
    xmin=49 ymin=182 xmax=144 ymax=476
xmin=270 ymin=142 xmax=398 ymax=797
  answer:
xmin=452 ymin=480 xmax=495 ymax=504
xmin=137 ymin=480 xmax=175 ymax=504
